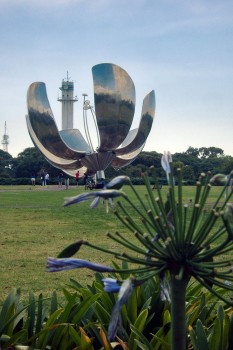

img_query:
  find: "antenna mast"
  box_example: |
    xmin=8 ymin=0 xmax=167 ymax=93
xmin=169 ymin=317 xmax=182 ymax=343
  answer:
xmin=2 ymin=121 xmax=9 ymax=152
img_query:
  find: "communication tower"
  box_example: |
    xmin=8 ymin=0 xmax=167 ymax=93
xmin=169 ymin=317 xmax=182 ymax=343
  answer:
xmin=2 ymin=121 xmax=9 ymax=153
xmin=57 ymin=72 xmax=78 ymax=130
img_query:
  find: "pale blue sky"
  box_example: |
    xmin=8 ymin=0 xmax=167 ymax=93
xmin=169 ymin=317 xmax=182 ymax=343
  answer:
xmin=0 ymin=0 xmax=233 ymax=157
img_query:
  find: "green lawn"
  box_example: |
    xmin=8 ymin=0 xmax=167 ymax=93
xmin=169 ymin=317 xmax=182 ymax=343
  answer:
xmin=0 ymin=184 xmax=226 ymax=303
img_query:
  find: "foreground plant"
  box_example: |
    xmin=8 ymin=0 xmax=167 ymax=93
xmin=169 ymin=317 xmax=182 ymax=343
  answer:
xmin=47 ymin=158 xmax=233 ymax=350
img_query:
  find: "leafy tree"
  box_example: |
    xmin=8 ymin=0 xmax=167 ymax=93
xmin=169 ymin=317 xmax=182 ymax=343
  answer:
xmin=223 ymin=157 xmax=233 ymax=174
xmin=182 ymin=165 xmax=195 ymax=181
xmin=173 ymin=152 xmax=201 ymax=179
xmin=1 ymin=146 xmax=232 ymax=184
xmin=198 ymin=146 xmax=224 ymax=159
xmin=186 ymin=146 xmax=199 ymax=157
xmin=14 ymin=147 xmax=57 ymax=179
xmin=0 ymin=150 xmax=14 ymax=178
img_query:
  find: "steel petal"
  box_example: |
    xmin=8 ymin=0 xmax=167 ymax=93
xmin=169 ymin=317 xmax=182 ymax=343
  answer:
xmin=115 ymin=90 xmax=155 ymax=156
xmin=26 ymin=114 xmax=79 ymax=166
xmin=59 ymin=129 xmax=91 ymax=152
xmin=27 ymin=82 xmax=86 ymax=160
xmin=92 ymin=63 xmax=135 ymax=151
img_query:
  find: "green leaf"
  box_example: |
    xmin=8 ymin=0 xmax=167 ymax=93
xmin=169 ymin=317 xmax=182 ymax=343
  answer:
xmin=0 ymin=288 xmax=18 ymax=333
xmin=222 ymin=313 xmax=230 ymax=350
xmin=51 ymin=324 xmax=71 ymax=350
xmin=189 ymin=326 xmax=199 ymax=350
xmin=35 ymin=293 xmax=43 ymax=334
xmin=3 ymin=329 xmax=27 ymax=348
xmin=218 ymin=304 xmax=224 ymax=349
xmin=34 ymin=308 xmax=64 ymax=349
xmin=72 ymin=293 xmax=101 ymax=324
xmin=127 ymin=288 xmax=138 ymax=324
xmin=163 ymin=309 xmax=171 ymax=325
xmin=50 ymin=291 xmax=58 ymax=314
xmin=27 ymin=290 xmax=36 ymax=338
xmin=68 ymin=325 xmax=81 ymax=345
xmin=128 ymin=309 xmax=149 ymax=350
xmin=130 ymin=324 xmax=154 ymax=350
xmin=196 ymin=319 xmax=209 ymax=350
xmin=68 ymin=277 xmax=84 ymax=290
xmin=150 ymin=329 xmax=171 ymax=350
xmin=94 ymin=301 xmax=111 ymax=327
xmin=208 ymin=317 xmax=220 ymax=350
xmin=228 ymin=313 xmax=233 ymax=349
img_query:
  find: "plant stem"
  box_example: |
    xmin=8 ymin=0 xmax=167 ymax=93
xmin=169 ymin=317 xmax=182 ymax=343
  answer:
xmin=170 ymin=274 xmax=189 ymax=350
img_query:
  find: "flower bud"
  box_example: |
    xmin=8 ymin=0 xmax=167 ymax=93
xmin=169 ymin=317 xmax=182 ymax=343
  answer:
xmin=210 ymin=174 xmax=227 ymax=185
xmin=224 ymin=203 xmax=233 ymax=239
xmin=106 ymin=176 xmax=130 ymax=190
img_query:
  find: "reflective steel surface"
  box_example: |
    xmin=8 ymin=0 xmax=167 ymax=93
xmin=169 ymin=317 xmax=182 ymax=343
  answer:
xmin=27 ymin=82 xmax=86 ymax=160
xmin=116 ymin=90 xmax=155 ymax=156
xmin=112 ymin=144 xmax=145 ymax=169
xmin=81 ymin=152 xmax=116 ymax=174
xmin=92 ymin=63 xmax=135 ymax=151
xmin=45 ymin=156 xmax=87 ymax=177
xmin=26 ymin=64 xmax=155 ymax=177
xmin=59 ymin=129 xmax=91 ymax=153
xmin=26 ymin=114 xmax=80 ymax=167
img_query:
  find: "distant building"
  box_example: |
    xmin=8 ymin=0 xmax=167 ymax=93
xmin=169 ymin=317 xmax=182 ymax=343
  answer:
xmin=57 ymin=72 xmax=78 ymax=130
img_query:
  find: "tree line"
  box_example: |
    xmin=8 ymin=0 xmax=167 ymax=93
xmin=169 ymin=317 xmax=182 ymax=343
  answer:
xmin=0 ymin=146 xmax=232 ymax=185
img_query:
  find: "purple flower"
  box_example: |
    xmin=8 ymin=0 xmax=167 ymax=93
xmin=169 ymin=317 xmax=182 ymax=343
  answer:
xmin=64 ymin=189 xmax=126 ymax=209
xmin=160 ymin=276 xmax=171 ymax=303
xmin=102 ymin=278 xmax=120 ymax=293
xmin=108 ymin=278 xmax=134 ymax=341
xmin=47 ymin=257 xmax=114 ymax=273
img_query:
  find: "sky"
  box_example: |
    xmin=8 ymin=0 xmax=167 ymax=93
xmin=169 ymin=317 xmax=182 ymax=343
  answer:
xmin=0 ymin=0 xmax=233 ymax=158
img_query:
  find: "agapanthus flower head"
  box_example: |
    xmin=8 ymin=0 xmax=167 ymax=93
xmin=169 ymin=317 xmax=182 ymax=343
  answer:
xmin=48 ymin=164 xmax=233 ymax=347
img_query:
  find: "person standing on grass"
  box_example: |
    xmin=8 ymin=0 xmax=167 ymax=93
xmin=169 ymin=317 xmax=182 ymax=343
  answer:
xmin=65 ymin=177 xmax=69 ymax=190
xmin=41 ymin=171 xmax=45 ymax=186
xmin=58 ymin=172 xmax=63 ymax=188
xmin=31 ymin=171 xmax=36 ymax=186
xmin=75 ymin=170 xmax=80 ymax=187
xmin=45 ymin=173 xmax=49 ymax=186
xmin=83 ymin=172 xmax=88 ymax=190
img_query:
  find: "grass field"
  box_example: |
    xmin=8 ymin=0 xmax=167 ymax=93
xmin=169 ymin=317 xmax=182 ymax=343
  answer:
xmin=0 ymin=183 xmax=227 ymax=303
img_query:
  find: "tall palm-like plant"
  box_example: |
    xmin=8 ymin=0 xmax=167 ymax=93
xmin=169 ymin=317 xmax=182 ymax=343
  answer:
xmin=47 ymin=156 xmax=233 ymax=350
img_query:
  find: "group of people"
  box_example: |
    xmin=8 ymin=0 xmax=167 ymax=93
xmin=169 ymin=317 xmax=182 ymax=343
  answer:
xmin=58 ymin=172 xmax=70 ymax=189
xmin=83 ymin=172 xmax=105 ymax=190
xmin=30 ymin=169 xmax=106 ymax=190
xmin=31 ymin=171 xmax=49 ymax=186
xmin=40 ymin=171 xmax=50 ymax=186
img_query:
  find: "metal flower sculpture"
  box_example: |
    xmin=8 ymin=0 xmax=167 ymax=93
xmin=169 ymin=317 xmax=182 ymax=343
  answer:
xmin=26 ymin=63 xmax=155 ymax=178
